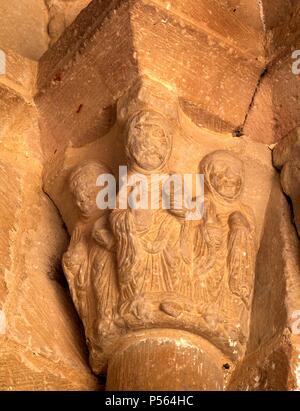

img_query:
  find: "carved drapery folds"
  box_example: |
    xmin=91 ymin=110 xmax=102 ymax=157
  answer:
xmin=62 ymin=99 xmax=257 ymax=377
xmin=62 ymin=161 xmax=121 ymax=373
xmin=273 ymin=127 xmax=300 ymax=237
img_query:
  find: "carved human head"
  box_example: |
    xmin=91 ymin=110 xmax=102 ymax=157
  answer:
xmin=125 ymin=110 xmax=172 ymax=172
xmin=69 ymin=161 xmax=111 ymax=218
xmin=199 ymin=150 xmax=244 ymax=201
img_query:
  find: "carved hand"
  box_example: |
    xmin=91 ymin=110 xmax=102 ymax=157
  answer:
xmin=206 ymin=222 xmax=223 ymax=249
xmin=93 ymin=227 xmax=115 ymax=251
xmin=131 ymin=209 xmax=152 ymax=230
xmin=130 ymin=295 xmax=153 ymax=321
xmin=228 ymin=211 xmax=250 ymax=231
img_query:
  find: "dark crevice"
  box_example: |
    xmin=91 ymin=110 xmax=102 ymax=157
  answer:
xmin=236 ymin=64 xmax=269 ymax=137
xmin=42 ymin=185 xmax=69 ymax=234
xmin=42 ymin=185 xmax=93 ymax=371
xmin=42 ymin=186 xmax=70 ymax=288
xmin=282 ymin=190 xmax=298 ymax=238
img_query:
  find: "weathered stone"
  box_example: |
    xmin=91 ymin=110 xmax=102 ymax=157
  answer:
xmin=0 ymin=0 xmax=49 ymax=60
xmin=106 ymin=330 xmax=226 ymax=391
xmin=1 ymin=0 xmax=300 ymax=392
xmin=244 ymin=55 xmax=300 ymax=145
xmin=0 ymin=52 xmax=100 ymax=391
xmin=228 ymin=181 xmax=300 ymax=390
xmin=273 ymin=128 xmax=300 ymax=237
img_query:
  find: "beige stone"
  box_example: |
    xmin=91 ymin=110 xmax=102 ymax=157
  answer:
xmin=0 ymin=51 xmax=100 ymax=391
xmin=0 ymin=0 xmax=300 ymax=391
xmin=0 ymin=0 xmax=93 ymax=61
xmin=43 ymin=79 xmax=297 ymax=388
xmin=0 ymin=0 xmax=49 ymax=60
xmin=273 ymin=128 xmax=300 ymax=237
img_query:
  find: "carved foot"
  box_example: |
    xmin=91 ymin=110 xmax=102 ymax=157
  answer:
xmin=129 ymin=295 xmax=154 ymax=321
xmin=159 ymin=301 xmax=183 ymax=318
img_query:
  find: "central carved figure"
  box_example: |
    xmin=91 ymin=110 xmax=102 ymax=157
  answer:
xmin=62 ymin=107 xmax=257 ymax=375
xmin=110 ymin=110 xmax=193 ymax=320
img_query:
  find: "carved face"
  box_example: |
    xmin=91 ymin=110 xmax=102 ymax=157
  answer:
xmin=126 ymin=111 xmax=171 ymax=171
xmin=73 ymin=176 xmax=98 ymax=216
xmin=209 ymin=160 xmax=243 ymax=200
xmin=70 ymin=162 xmax=110 ymax=218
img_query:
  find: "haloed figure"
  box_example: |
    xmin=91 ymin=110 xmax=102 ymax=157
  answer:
xmin=110 ymin=110 xmax=192 ymax=320
xmin=194 ymin=150 xmax=256 ymax=344
xmin=62 ymin=161 xmax=119 ymax=373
